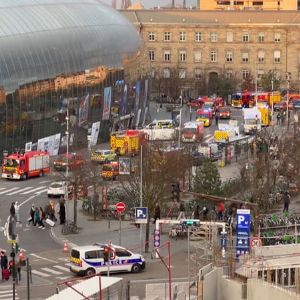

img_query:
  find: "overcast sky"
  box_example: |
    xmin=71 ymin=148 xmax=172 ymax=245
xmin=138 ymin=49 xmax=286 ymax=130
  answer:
xmin=100 ymin=0 xmax=197 ymax=9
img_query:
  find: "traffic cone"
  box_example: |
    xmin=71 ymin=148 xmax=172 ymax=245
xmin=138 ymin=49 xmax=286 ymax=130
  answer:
xmin=63 ymin=242 xmax=68 ymax=253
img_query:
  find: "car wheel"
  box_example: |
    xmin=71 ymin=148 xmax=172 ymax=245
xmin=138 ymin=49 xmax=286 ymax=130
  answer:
xmin=85 ymin=268 xmax=96 ymax=277
xmin=22 ymin=173 xmax=27 ymax=180
xmin=131 ymin=263 xmax=142 ymax=273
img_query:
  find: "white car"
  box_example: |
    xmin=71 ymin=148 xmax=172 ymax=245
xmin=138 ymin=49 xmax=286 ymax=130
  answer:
xmin=47 ymin=181 xmax=66 ymax=198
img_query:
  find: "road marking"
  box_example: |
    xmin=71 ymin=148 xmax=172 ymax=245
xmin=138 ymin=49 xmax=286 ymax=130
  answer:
xmin=31 ymin=270 xmax=50 ymax=278
xmin=41 ymin=268 xmax=63 ymax=275
xmin=21 ymin=186 xmax=46 ymax=194
xmin=35 ymin=188 xmax=48 ymax=194
xmin=30 ymin=253 xmax=57 ymax=263
xmin=0 ymin=187 xmax=19 ymax=195
xmin=0 ymin=188 xmax=6 ymax=191
xmin=57 ymin=276 xmax=70 ymax=280
xmin=53 ymin=265 xmax=70 ymax=272
xmin=0 ymin=291 xmax=12 ymax=294
xmin=7 ymin=187 xmax=33 ymax=195
xmin=19 ymin=195 xmax=35 ymax=207
xmin=40 ymin=180 xmax=51 ymax=184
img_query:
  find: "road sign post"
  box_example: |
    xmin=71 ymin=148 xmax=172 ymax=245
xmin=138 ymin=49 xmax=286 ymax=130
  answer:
xmin=236 ymin=209 xmax=251 ymax=258
xmin=135 ymin=207 xmax=148 ymax=224
xmin=116 ymin=202 xmax=126 ymax=246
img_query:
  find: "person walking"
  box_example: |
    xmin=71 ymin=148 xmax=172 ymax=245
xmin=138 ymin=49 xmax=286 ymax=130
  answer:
xmin=153 ymin=202 xmax=161 ymax=224
xmin=33 ymin=207 xmax=40 ymax=227
xmin=28 ymin=204 xmax=35 ymax=225
xmin=0 ymin=251 xmax=8 ymax=280
xmin=193 ymin=205 xmax=200 ymax=220
xmin=59 ymin=201 xmax=66 ymax=225
xmin=38 ymin=207 xmax=45 ymax=229
xmin=10 ymin=202 xmax=15 ymax=217
xmin=14 ymin=201 xmax=20 ymax=223
xmin=215 ymin=110 xmax=219 ymax=126
xmin=283 ymin=191 xmax=291 ymax=213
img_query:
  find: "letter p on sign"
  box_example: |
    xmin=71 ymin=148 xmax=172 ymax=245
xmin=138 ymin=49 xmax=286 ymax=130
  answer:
xmin=238 ymin=216 xmax=245 ymax=225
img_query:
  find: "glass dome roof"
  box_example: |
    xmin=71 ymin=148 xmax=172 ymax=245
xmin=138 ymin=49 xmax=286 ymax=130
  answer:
xmin=0 ymin=0 xmax=140 ymax=91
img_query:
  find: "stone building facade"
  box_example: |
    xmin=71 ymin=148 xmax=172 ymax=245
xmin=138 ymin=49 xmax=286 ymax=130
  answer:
xmin=122 ymin=10 xmax=300 ymax=95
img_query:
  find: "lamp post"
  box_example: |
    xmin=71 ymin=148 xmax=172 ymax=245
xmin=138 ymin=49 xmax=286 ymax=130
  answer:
xmin=255 ymin=61 xmax=258 ymax=106
xmin=286 ymin=72 xmax=291 ymax=127
xmin=271 ymin=74 xmax=274 ymax=125
xmin=140 ymin=145 xmax=143 ymax=253
xmin=65 ymin=107 xmax=69 ymax=218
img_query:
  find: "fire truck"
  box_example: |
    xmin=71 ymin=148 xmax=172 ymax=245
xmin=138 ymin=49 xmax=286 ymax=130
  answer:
xmin=110 ymin=130 xmax=146 ymax=156
xmin=2 ymin=151 xmax=50 ymax=180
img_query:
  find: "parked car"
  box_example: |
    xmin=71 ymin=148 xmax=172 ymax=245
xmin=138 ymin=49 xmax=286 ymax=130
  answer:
xmin=191 ymin=151 xmax=206 ymax=166
xmin=53 ymin=153 xmax=84 ymax=171
xmin=47 ymin=181 xmax=66 ymax=197
xmin=219 ymin=106 xmax=231 ymax=119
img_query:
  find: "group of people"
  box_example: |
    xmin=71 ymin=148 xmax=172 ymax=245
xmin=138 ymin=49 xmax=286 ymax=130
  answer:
xmin=28 ymin=199 xmax=66 ymax=228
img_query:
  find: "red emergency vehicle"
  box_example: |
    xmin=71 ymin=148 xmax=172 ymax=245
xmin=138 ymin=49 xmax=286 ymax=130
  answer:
xmin=182 ymin=121 xmax=204 ymax=142
xmin=2 ymin=151 xmax=50 ymax=180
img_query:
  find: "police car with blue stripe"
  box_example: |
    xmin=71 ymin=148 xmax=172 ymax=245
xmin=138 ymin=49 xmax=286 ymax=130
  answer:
xmin=70 ymin=243 xmax=146 ymax=276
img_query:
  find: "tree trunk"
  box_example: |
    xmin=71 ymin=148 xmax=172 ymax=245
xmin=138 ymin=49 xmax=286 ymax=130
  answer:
xmin=145 ymin=220 xmax=150 ymax=253
xmin=74 ymin=194 xmax=77 ymax=226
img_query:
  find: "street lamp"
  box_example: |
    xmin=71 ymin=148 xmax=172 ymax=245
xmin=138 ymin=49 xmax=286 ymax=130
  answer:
xmin=271 ymin=73 xmax=274 ymax=125
xmin=65 ymin=108 xmax=69 ymax=214
xmin=286 ymin=72 xmax=291 ymax=127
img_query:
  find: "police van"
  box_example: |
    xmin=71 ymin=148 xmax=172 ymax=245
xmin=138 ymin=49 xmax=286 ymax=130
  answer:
xmin=70 ymin=243 xmax=146 ymax=276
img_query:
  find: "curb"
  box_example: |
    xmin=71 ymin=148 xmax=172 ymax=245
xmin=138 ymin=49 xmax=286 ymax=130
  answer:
xmin=50 ymin=226 xmax=78 ymax=249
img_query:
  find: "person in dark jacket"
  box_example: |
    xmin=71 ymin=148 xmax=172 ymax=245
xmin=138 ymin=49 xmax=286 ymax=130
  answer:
xmin=1 ymin=251 xmax=8 ymax=280
xmin=283 ymin=191 xmax=291 ymax=213
xmin=28 ymin=204 xmax=35 ymax=225
xmin=153 ymin=202 xmax=161 ymax=224
xmin=193 ymin=205 xmax=200 ymax=220
xmin=59 ymin=201 xmax=66 ymax=225
xmin=10 ymin=202 xmax=15 ymax=217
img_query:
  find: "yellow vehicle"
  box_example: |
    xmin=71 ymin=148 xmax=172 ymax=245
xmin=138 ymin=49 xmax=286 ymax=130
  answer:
xmin=91 ymin=149 xmax=117 ymax=163
xmin=110 ymin=130 xmax=146 ymax=156
xmin=101 ymin=162 xmax=119 ymax=180
xmin=258 ymin=107 xmax=270 ymax=126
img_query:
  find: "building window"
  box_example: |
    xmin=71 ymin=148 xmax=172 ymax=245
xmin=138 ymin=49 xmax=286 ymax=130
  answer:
xmin=274 ymin=32 xmax=281 ymax=43
xmin=179 ymin=69 xmax=186 ymax=79
xmin=274 ymin=50 xmax=281 ymax=63
xmin=149 ymin=50 xmax=155 ymax=61
xmin=151 ymin=69 xmax=155 ymax=78
xmin=194 ymin=68 xmax=202 ymax=79
xmin=210 ymin=50 xmax=217 ymax=62
xmin=163 ymin=68 xmax=170 ymax=78
xmin=179 ymin=50 xmax=187 ymax=62
xmin=148 ymin=32 xmax=156 ymax=41
xmin=242 ymin=33 xmax=249 ymax=42
xmin=194 ymin=50 xmax=201 ymax=62
xmin=226 ymin=70 xmax=233 ymax=80
xmin=210 ymin=32 xmax=217 ymax=42
xmin=253 ymin=1 xmax=263 ymax=6
xmin=226 ymin=50 xmax=233 ymax=62
xmin=195 ymin=32 xmax=202 ymax=42
xmin=257 ymin=70 xmax=264 ymax=79
xmin=164 ymin=32 xmax=171 ymax=41
xmin=226 ymin=32 xmax=233 ymax=42
xmin=257 ymin=50 xmax=265 ymax=63
xmin=242 ymin=52 xmax=249 ymax=63
xmin=258 ymin=33 xmax=265 ymax=43
xmin=179 ymin=32 xmax=186 ymax=41
xmin=164 ymin=50 xmax=171 ymax=62
xmin=242 ymin=69 xmax=250 ymax=79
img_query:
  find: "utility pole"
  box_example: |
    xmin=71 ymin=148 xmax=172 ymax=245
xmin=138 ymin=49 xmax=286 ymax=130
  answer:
xmin=178 ymin=90 xmax=183 ymax=148
xmin=255 ymin=61 xmax=258 ymax=106
xmin=271 ymin=74 xmax=274 ymax=125
xmin=140 ymin=145 xmax=143 ymax=253
xmin=286 ymin=72 xmax=291 ymax=127
xmin=65 ymin=107 xmax=70 ymax=221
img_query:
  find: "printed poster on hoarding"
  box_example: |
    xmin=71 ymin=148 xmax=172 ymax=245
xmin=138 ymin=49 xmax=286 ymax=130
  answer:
xmin=103 ymin=87 xmax=112 ymax=120
xmin=120 ymin=84 xmax=128 ymax=116
xmin=90 ymin=122 xmax=100 ymax=146
xmin=135 ymin=109 xmax=141 ymax=128
xmin=134 ymin=80 xmax=141 ymax=111
xmin=119 ymin=157 xmax=131 ymax=175
xmin=78 ymin=94 xmax=90 ymax=126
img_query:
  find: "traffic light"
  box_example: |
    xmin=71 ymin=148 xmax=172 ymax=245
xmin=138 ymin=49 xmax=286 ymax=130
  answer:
xmin=171 ymin=183 xmax=180 ymax=202
xmin=15 ymin=243 xmax=20 ymax=254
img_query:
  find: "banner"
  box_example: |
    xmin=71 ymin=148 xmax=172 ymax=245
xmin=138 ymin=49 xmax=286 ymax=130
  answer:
xmin=120 ymin=84 xmax=128 ymax=116
xmin=37 ymin=134 xmax=61 ymax=156
xmin=90 ymin=122 xmax=100 ymax=146
xmin=134 ymin=80 xmax=141 ymax=111
xmin=142 ymin=106 xmax=148 ymax=127
xmin=103 ymin=87 xmax=112 ymax=120
xmin=119 ymin=157 xmax=131 ymax=175
xmin=78 ymin=94 xmax=90 ymax=126
xmin=135 ymin=109 xmax=141 ymax=128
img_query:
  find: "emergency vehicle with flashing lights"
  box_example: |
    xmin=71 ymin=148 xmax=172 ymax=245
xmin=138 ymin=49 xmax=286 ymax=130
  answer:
xmin=2 ymin=151 xmax=50 ymax=180
xmin=196 ymin=109 xmax=213 ymax=127
xmin=182 ymin=121 xmax=204 ymax=142
xmin=69 ymin=244 xmax=146 ymax=276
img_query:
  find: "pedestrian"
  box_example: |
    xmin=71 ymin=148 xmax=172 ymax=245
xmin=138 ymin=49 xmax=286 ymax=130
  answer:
xmin=153 ymin=202 xmax=161 ymax=224
xmin=14 ymin=201 xmax=20 ymax=223
xmin=283 ymin=191 xmax=291 ymax=213
xmin=28 ymin=204 xmax=35 ymax=225
xmin=215 ymin=110 xmax=219 ymax=126
xmin=217 ymin=202 xmax=225 ymax=220
xmin=38 ymin=207 xmax=45 ymax=229
xmin=178 ymin=202 xmax=186 ymax=219
xmin=10 ymin=202 xmax=15 ymax=217
xmin=59 ymin=201 xmax=66 ymax=225
xmin=0 ymin=251 xmax=8 ymax=280
xmin=193 ymin=205 xmax=200 ymax=220
xmin=33 ymin=207 xmax=40 ymax=226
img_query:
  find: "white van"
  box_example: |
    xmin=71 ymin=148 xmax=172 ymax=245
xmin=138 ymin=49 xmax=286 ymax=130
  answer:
xmin=70 ymin=244 xmax=146 ymax=276
xmin=143 ymin=119 xmax=178 ymax=140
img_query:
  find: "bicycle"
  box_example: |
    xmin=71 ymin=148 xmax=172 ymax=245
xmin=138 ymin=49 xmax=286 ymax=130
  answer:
xmin=61 ymin=221 xmax=79 ymax=235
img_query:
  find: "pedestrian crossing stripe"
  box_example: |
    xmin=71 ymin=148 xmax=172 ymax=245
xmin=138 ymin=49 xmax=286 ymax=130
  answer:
xmin=0 ymin=289 xmax=20 ymax=300
xmin=41 ymin=267 xmax=63 ymax=275
xmin=0 ymin=186 xmax=48 ymax=196
xmin=31 ymin=270 xmax=51 ymax=277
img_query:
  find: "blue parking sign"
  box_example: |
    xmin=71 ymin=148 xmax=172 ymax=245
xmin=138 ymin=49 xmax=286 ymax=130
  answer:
xmin=135 ymin=207 xmax=148 ymax=224
xmin=236 ymin=209 xmax=251 ymax=258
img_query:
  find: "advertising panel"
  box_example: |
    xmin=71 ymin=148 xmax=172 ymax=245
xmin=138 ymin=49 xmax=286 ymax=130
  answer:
xmin=103 ymin=87 xmax=112 ymax=120
xmin=119 ymin=157 xmax=131 ymax=175
xmin=78 ymin=94 xmax=90 ymax=126
xmin=90 ymin=121 xmax=100 ymax=146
